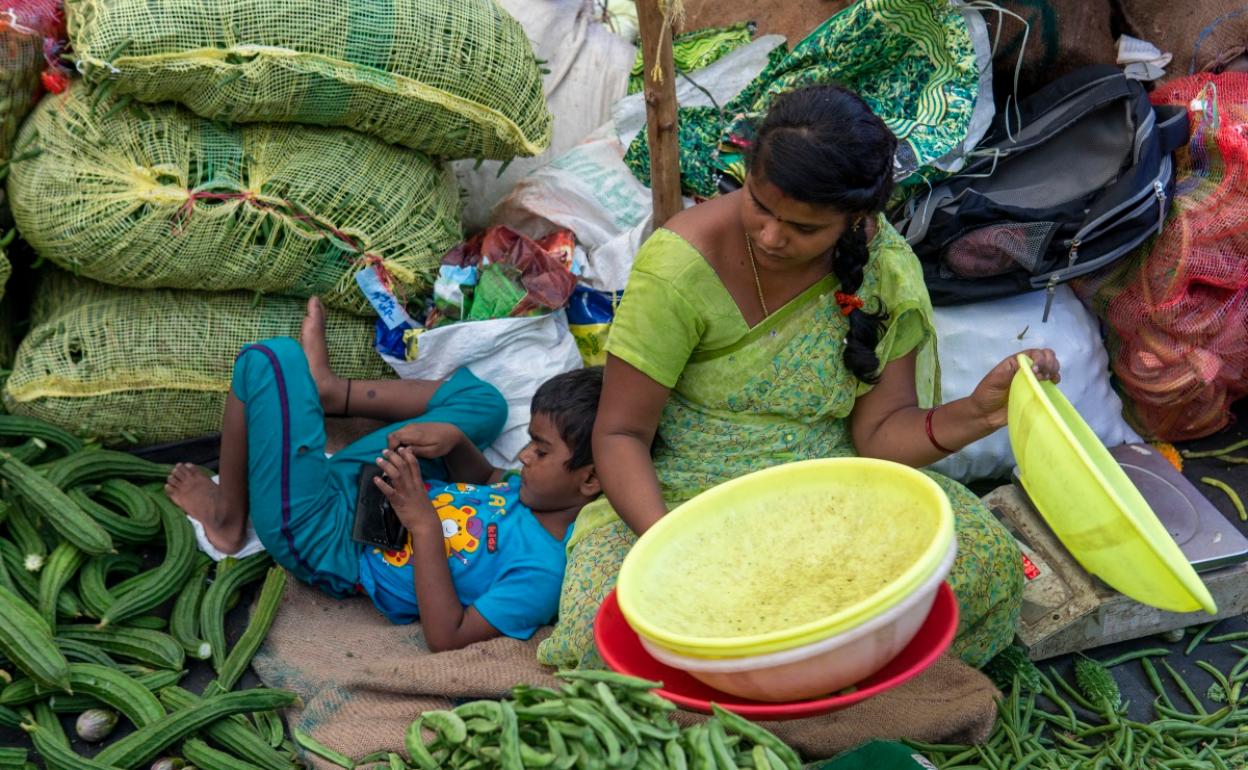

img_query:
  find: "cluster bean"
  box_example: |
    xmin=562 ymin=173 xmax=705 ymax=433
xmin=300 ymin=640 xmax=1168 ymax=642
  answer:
xmin=908 ymin=645 xmax=1248 ymax=769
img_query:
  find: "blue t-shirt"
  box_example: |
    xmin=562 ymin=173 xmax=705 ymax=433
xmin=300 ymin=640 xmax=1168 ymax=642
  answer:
xmin=355 ymin=478 xmax=571 ymax=640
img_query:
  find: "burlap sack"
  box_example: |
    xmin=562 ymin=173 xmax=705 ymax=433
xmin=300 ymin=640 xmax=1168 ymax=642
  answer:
xmin=1121 ymin=1 xmax=1248 ymax=75
xmin=678 ymin=0 xmax=852 ymax=47
xmin=253 ymin=578 xmax=1000 ymax=768
xmin=983 ymin=0 xmax=1116 ymax=100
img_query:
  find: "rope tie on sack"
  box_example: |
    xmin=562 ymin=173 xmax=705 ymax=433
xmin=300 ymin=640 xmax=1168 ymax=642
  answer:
xmin=171 ymin=190 xmax=403 ymax=299
xmin=647 ymin=0 xmax=686 ymax=84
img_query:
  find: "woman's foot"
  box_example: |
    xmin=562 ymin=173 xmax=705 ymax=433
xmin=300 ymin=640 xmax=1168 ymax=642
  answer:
xmin=165 ymin=464 xmax=246 ymax=554
xmin=300 ymin=297 xmax=346 ymax=414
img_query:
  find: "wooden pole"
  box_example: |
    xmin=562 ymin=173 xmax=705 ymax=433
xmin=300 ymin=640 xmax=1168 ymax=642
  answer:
xmin=635 ymin=0 xmax=683 ymax=227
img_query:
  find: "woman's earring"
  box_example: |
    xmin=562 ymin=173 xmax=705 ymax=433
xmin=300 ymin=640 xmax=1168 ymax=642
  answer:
xmin=852 ymin=218 xmax=864 ymax=233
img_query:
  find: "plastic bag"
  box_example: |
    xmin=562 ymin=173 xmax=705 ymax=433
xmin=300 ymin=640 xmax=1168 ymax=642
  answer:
xmin=431 ymin=265 xmax=478 ymax=325
xmin=2 ymin=0 xmax=68 ymax=166
xmin=468 ymin=263 xmax=527 ymax=322
xmin=493 ymin=38 xmax=785 ymax=292
xmin=566 ymin=285 xmax=623 ymax=366
xmin=492 ymin=125 xmax=652 ymax=292
xmin=382 ymin=315 xmax=584 ymax=466
xmin=428 ymin=226 xmax=578 ymax=326
xmin=451 ymin=0 xmax=636 ymax=230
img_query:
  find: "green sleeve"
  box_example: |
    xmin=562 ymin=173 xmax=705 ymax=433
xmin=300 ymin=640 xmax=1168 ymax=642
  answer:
xmin=879 ymin=307 xmax=928 ymax=363
xmin=856 ymin=217 xmax=941 ymax=405
xmin=605 ymin=237 xmax=705 ymax=390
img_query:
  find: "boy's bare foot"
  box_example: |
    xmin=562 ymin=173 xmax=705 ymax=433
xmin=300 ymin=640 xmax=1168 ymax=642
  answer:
xmin=165 ymin=464 xmax=246 ymax=554
xmin=299 ymin=297 xmax=346 ymax=414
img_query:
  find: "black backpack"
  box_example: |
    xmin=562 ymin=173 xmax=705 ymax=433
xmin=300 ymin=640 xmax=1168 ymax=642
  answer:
xmin=894 ymin=65 xmax=1189 ymax=317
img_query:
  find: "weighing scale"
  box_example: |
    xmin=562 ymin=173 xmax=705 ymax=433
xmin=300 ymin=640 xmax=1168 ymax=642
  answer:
xmin=986 ymin=442 xmax=1248 ymax=660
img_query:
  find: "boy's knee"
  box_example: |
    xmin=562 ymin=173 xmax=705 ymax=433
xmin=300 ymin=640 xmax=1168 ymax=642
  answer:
xmin=232 ymin=338 xmax=303 ymax=401
xmin=478 ymin=383 xmax=508 ymax=443
xmin=451 ymin=369 xmax=509 ymax=446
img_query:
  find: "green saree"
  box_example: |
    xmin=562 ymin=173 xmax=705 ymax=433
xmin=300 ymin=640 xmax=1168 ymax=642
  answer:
xmin=536 ymin=219 xmax=1023 ymax=670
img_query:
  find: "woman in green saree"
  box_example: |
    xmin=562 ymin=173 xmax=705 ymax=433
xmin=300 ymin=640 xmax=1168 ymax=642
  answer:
xmin=537 ymin=85 xmax=1061 ymax=671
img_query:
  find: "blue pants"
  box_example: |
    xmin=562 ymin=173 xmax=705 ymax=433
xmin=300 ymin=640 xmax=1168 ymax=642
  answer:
xmin=232 ymin=338 xmax=507 ymax=597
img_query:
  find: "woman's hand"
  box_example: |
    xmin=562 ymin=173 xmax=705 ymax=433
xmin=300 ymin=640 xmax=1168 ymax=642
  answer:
xmin=386 ymin=422 xmax=464 ymax=459
xmin=970 ymin=348 xmax=1062 ymax=429
xmin=375 ymin=447 xmax=436 ymax=532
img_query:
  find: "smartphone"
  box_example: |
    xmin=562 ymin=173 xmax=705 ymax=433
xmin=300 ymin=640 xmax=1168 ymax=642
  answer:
xmin=352 ymin=465 xmax=408 ymax=551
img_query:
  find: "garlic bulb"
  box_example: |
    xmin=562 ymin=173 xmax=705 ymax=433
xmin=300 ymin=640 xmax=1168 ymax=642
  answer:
xmin=75 ymin=708 xmax=119 ymax=742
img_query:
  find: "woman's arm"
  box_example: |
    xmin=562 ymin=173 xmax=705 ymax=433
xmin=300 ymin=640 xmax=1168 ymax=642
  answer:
xmin=851 ymin=348 xmax=1061 ymax=466
xmin=592 ymin=355 xmax=673 ymax=535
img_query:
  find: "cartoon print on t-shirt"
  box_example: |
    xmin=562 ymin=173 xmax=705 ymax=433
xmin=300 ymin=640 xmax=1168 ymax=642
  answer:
xmin=431 ymin=492 xmax=483 ymax=559
xmin=379 ymin=534 xmax=412 ymax=568
xmin=375 ymin=494 xmax=484 ymax=568
xmin=488 ymin=493 xmax=508 ymax=516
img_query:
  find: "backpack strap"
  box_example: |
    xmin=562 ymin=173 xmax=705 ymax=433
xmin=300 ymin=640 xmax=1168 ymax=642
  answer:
xmin=1154 ymin=105 xmax=1190 ymax=155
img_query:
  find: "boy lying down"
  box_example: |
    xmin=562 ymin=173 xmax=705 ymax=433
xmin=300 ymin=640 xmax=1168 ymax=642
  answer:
xmin=166 ymin=297 xmax=602 ymax=651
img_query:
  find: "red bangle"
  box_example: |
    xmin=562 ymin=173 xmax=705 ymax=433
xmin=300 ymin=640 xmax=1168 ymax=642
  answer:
xmin=925 ymin=407 xmax=956 ymax=454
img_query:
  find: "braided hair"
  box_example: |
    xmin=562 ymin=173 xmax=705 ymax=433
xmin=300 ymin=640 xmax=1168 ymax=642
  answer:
xmin=747 ymin=85 xmax=897 ymax=384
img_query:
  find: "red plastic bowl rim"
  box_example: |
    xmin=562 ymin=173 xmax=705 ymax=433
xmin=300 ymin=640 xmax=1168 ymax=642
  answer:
xmin=594 ymin=582 xmax=959 ymax=719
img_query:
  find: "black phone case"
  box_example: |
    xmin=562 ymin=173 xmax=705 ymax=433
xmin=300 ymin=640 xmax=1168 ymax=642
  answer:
xmin=353 ymin=466 xmax=408 ymax=551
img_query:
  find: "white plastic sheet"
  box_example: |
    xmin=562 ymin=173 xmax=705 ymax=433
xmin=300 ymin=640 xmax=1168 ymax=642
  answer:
xmin=930 ymin=286 xmax=1140 ymax=482
xmin=452 ymin=0 xmax=636 ymax=231
xmin=383 ymin=314 xmax=584 ymax=468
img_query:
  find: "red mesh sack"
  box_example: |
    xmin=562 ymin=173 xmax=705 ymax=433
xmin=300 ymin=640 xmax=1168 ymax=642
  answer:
xmin=1072 ymin=73 xmax=1248 ymax=441
xmin=1 ymin=1 xmax=67 ymax=167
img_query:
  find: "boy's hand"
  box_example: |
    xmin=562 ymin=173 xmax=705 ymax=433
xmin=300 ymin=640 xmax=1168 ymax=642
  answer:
xmin=375 ymin=447 xmax=436 ymax=531
xmin=386 ymin=422 xmax=465 ymax=459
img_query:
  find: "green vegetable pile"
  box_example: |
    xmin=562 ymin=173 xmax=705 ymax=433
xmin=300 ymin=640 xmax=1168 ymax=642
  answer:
xmin=0 ymin=413 xmax=299 ymax=769
xmin=295 ymin=670 xmax=802 ymax=770
xmin=910 ymin=643 xmax=1248 ymax=769
xmin=0 ymin=413 xmax=808 ymax=770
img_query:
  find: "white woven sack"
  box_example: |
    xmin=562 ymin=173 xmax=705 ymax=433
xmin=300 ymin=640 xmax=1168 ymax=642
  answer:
xmin=382 ymin=314 xmax=583 ymax=468
xmin=929 ymin=286 xmax=1140 ymax=482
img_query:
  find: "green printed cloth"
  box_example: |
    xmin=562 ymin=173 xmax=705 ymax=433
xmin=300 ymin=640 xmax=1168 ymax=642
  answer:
xmin=627 ymin=23 xmax=755 ymax=94
xmin=625 ymin=0 xmax=982 ymax=197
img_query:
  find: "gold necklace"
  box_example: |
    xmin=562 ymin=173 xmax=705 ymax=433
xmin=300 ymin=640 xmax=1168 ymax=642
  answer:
xmin=744 ymin=233 xmax=769 ymax=318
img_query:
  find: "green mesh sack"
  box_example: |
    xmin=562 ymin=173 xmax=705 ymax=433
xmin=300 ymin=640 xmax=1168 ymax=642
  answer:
xmin=0 ymin=236 xmax=11 ymax=304
xmin=8 ymin=81 xmax=463 ymax=315
xmin=4 ymin=273 xmax=394 ymax=445
xmin=0 ymin=242 xmax=13 ymax=368
xmin=65 ymin=0 xmax=552 ymax=160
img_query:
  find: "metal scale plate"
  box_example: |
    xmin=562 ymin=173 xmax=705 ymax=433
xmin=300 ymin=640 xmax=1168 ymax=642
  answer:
xmin=986 ymin=443 xmax=1248 ymax=660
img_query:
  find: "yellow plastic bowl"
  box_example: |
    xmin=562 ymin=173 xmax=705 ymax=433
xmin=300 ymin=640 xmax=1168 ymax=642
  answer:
xmin=1008 ymin=354 xmax=1216 ymax=614
xmin=615 ymin=458 xmax=955 ymax=659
